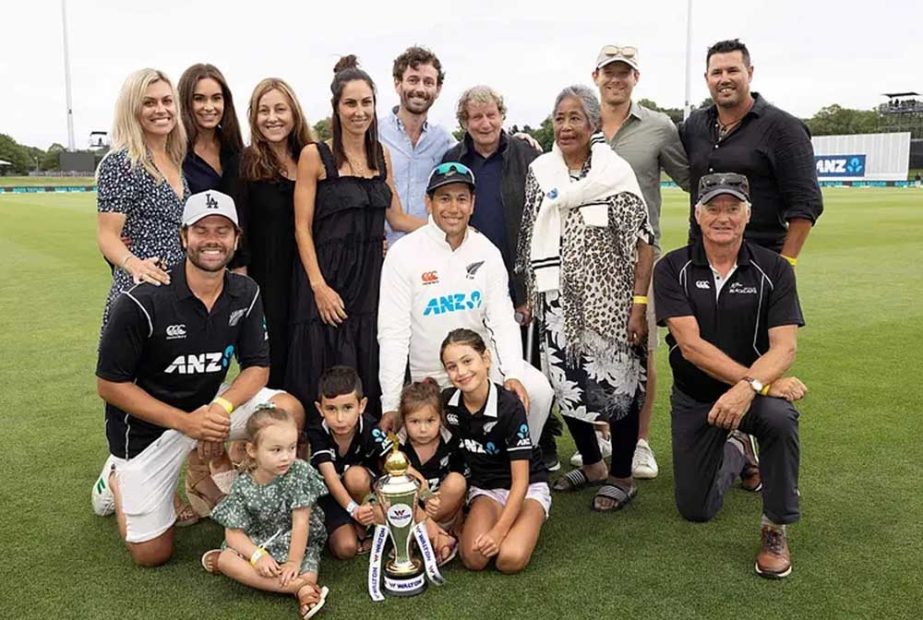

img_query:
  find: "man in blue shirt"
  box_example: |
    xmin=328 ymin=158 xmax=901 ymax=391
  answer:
xmin=379 ymin=46 xmax=456 ymax=248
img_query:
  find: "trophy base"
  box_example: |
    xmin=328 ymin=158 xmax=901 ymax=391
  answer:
xmin=383 ymin=570 xmax=427 ymax=597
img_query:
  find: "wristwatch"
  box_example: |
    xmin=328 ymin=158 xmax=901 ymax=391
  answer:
xmin=741 ymin=376 xmax=763 ymax=394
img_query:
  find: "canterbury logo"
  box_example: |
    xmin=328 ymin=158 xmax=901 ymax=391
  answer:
xmin=696 ymin=280 xmax=711 ymax=289
xmin=165 ymin=324 xmax=186 ymax=339
xmin=205 ymin=193 xmax=219 ymax=209
xmin=421 ymin=271 xmax=439 ymax=284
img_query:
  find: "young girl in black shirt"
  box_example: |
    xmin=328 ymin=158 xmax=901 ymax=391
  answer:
xmin=439 ymin=329 xmax=550 ymax=574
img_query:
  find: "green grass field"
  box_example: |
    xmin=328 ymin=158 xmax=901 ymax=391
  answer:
xmin=1 ymin=188 xmax=921 ymax=619
xmin=0 ymin=175 xmax=96 ymax=187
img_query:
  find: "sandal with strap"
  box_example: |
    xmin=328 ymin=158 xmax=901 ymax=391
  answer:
xmin=174 ymin=493 xmax=200 ymax=527
xmin=297 ymin=584 xmax=329 ymax=619
xmin=552 ymin=469 xmax=606 ymax=492
xmin=200 ymin=549 xmax=222 ymax=574
xmin=592 ymin=483 xmax=638 ymax=512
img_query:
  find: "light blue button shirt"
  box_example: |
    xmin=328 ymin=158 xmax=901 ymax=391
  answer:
xmin=379 ymin=106 xmax=456 ymax=245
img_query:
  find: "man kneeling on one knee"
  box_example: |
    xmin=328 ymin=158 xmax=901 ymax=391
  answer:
xmin=92 ymin=191 xmax=303 ymax=567
xmin=654 ymin=173 xmax=807 ymax=579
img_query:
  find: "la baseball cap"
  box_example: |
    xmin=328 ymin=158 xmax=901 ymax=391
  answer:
xmin=426 ymin=162 xmax=476 ymax=195
xmin=596 ymin=44 xmax=640 ymax=71
xmin=182 ymin=190 xmax=239 ymax=228
xmin=696 ymin=172 xmax=751 ymax=204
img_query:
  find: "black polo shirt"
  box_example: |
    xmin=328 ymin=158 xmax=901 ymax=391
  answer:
xmin=680 ymin=93 xmax=823 ymax=251
xmin=306 ymin=413 xmax=391 ymax=476
xmin=397 ymin=427 xmax=466 ymax=491
xmin=442 ymin=383 xmax=548 ymax=490
xmin=654 ymin=240 xmax=804 ymax=403
xmin=466 ymin=133 xmax=509 ymax=265
xmin=96 ymin=265 xmax=269 ymax=459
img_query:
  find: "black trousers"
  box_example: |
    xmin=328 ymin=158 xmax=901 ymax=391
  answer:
xmin=563 ymin=405 xmax=640 ymax=479
xmin=670 ymin=387 xmax=801 ymax=525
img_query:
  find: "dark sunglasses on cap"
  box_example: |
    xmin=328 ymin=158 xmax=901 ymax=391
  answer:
xmin=426 ymin=162 xmax=477 ymax=194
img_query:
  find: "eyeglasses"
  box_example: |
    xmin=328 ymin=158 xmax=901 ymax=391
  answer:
xmin=699 ymin=173 xmax=749 ymax=189
xmin=428 ymin=162 xmax=476 ymax=183
xmin=600 ymin=45 xmax=638 ymax=59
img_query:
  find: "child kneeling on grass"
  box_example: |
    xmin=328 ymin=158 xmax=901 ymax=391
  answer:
xmin=306 ymin=366 xmax=391 ymax=559
xmin=439 ymin=329 xmax=550 ymax=574
xmin=202 ymin=404 xmax=329 ymax=619
xmin=397 ymin=378 xmax=467 ymax=565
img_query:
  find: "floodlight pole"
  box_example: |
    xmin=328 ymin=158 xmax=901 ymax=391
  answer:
xmin=683 ymin=0 xmax=694 ymax=120
xmin=61 ymin=0 xmax=76 ymax=152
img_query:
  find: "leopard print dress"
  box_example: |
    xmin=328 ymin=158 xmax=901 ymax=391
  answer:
xmin=518 ymin=161 xmax=654 ymax=423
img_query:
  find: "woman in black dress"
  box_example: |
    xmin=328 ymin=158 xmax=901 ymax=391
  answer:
xmin=286 ymin=56 xmax=423 ymax=426
xmin=177 ymin=63 xmax=243 ymax=196
xmin=237 ymin=78 xmax=314 ymax=388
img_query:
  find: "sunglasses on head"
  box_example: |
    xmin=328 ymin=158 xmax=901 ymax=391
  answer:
xmin=700 ymin=173 xmax=748 ymax=189
xmin=601 ymin=45 xmax=638 ymax=59
xmin=429 ymin=162 xmax=475 ymax=183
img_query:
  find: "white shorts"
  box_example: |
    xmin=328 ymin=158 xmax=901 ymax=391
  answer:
xmin=468 ymin=482 xmax=552 ymax=519
xmin=111 ymin=387 xmax=283 ymax=543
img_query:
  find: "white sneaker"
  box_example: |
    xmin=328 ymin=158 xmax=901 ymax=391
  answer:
xmin=568 ymin=431 xmax=612 ymax=468
xmin=632 ymin=438 xmax=659 ymax=479
xmin=91 ymin=456 xmax=116 ymax=516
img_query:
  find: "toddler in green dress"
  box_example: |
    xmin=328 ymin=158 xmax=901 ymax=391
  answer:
xmin=202 ymin=405 xmax=329 ymax=618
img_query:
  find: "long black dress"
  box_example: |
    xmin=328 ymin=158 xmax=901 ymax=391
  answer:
xmin=236 ymin=176 xmax=296 ymax=389
xmin=285 ymin=142 xmax=390 ymax=420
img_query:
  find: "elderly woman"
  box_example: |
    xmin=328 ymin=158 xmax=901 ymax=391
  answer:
xmin=517 ymin=85 xmax=654 ymax=512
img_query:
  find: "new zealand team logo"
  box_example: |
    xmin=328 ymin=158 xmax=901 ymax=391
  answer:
xmin=465 ymin=261 xmax=485 ymax=279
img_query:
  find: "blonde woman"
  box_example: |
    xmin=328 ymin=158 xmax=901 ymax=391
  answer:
xmin=96 ymin=68 xmax=188 ymax=328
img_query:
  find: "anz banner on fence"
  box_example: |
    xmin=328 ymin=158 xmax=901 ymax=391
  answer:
xmin=811 ymin=133 xmax=910 ymax=181
xmin=815 ymin=154 xmax=866 ymax=178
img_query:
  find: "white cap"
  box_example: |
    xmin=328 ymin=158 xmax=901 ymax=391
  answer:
xmin=182 ymin=190 xmax=239 ymax=228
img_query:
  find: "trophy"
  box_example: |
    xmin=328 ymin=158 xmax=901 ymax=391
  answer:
xmin=368 ymin=434 xmax=444 ymax=600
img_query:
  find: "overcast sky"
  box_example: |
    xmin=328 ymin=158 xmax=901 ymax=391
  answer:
xmin=4 ymin=0 xmax=920 ymax=150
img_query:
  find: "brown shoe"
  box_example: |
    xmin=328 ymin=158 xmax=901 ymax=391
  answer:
xmin=755 ymin=525 xmax=792 ymax=579
xmin=728 ymin=431 xmax=762 ymax=492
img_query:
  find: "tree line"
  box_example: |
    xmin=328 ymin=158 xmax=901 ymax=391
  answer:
xmin=3 ymin=101 xmax=921 ymax=175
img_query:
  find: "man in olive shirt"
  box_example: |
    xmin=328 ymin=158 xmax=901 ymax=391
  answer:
xmin=577 ymin=44 xmax=691 ymax=479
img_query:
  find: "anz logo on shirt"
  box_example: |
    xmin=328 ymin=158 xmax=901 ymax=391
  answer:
xmin=423 ymin=291 xmax=482 ymax=316
xmin=463 ymin=438 xmax=500 ymax=455
xmin=164 ymin=345 xmax=235 ymax=374
xmin=515 ymin=423 xmax=531 ymax=448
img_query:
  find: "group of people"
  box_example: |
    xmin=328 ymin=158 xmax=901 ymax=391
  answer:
xmin=89 ymin=37 xmax=823 ymax=618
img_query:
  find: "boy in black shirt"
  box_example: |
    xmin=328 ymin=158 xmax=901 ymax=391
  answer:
xmin=306 ymin=366 xmax=391 ymax=559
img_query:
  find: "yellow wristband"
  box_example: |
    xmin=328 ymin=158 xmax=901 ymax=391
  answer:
xmin=782 ymin=255 xmax=798 ymax=267
xmin=249 ymin=547 xmax=266 ymax=566
xmin=212 ymin=396 xmax=234 ymax=415
xmin=760 ymin=384 xmax=771 ymax=396
xmin=632 ymin=295 xmax=649 ymax=305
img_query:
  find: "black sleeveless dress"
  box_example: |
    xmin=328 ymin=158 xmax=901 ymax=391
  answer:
xmin=285 ymin=142 xmax=390 ymax=420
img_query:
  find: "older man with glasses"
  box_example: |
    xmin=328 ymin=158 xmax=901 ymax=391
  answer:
xmin=654 ymin=172 xmax=807 ymax=579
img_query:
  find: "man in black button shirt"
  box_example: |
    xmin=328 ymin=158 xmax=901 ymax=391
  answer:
xmin=680 ymin=39 xmax=822 ymax=260
xmin=92 ymin=190 xmax=304 ymax=567
xmin=654 ymin=173 xmax=807 ymax=579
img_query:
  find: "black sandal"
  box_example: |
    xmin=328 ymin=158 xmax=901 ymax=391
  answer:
xmin=592 ymin=483 xmax=637 ymax=512
xmin=552 ymin=469 xmax=606 ymax=492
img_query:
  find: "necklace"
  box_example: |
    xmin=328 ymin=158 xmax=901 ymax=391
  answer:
xmin=346 ymin=154 xmax=370 ymax=177
xmin=716 ymin=117 xmax=743 ymax=141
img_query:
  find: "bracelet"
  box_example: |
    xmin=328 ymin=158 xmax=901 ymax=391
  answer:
xmin=346 ymin=500 xmax=359 ymax=517
xmin=249 ymin=547 xmax=266 ymax=566
xmin=212 ymin=396 xmax=234 ymax=415
xmin=632 ymin=295 xmax=649 ymax=305
xmin=781 ymin=255 xmax=798 ymax=267
xmin=120 ymin=253 xmax=134 ymax=270
xmin=760 ymin=383 xmax=771 ymax=396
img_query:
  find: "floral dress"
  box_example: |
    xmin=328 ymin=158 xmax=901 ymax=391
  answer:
xmin=96 ymin=149 xmax=188 ymax=328
xmin=211 ymin=459 xmax=328 ymax=574
xmin=517 ymin=158 xmax=654 ymax=424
